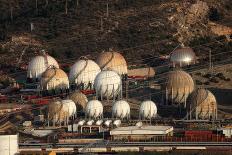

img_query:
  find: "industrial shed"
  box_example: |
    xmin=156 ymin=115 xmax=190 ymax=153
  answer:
xmin=110 ymin=126 xmax=173 ymax=141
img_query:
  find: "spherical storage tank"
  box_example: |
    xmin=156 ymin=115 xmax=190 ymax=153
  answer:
xmin=85 ymin=100 xmax=103 ymax=119
xmin=170 ymin=47 xmax=196 ymax=67
xmin=187 ymin=88 xmax=217 ymax=120
xmin=139 ymin=100 xmax=157 ymax=119
xmin=163 ymin=70 xmax=194 ymax=106
xmin=112 ymin=100 xmax=130 ymax=119
xmin=96 ymin=50 xmax=127 ymax=75
xmin=48 ymin=99 xmax=76 ymax=124
xmin=69 ymin=91 xmax=88 ymax=111
xmin=0 ymin=135 xmax=18 ymax=155
xmin=94 ymin=70 xmax=122 ymax=99
xmin=40 ymin=67 xmax=69 ymax=91
xmin=69 ymin=58 xmax=101 ymax=89
xmin=27 ymin=54 xmax=59 ymax=79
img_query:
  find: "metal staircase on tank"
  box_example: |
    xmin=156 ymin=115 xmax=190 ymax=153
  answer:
xmin=72 ymin=57 xmax=89 ymax=85
xmin=100 ymin=49 xmax=115 ymax=70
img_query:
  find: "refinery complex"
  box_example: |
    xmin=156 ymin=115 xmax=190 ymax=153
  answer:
xmin=0 ymin=47 xmax=232 ymax=155
xmin=0 ymin=1 xmax=232 ymax=155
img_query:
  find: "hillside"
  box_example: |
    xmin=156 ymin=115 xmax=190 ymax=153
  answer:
xmin=0 ymin=0 xmax=232 ymax=67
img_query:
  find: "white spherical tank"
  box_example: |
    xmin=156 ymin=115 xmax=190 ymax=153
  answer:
xmin=40 ymin=67 xmax=69 ymax=91
xmin=69 ymin=59 xmax=101 ymax=89
xmin=27 ymin=55 xmax=59 ymax=79
xmin=139 ymin=100 xmax=157 ymax=119
xmin=94 ymin=70 xmax=122 ymax=99
xmin=0 ymin=135 xmax=18 ymax=155
xmin=112 ymin=100 xmax=130 ymax=119
xmin=85 ymin=100 xmax=103 ymax=119
xmin=96 ymin=50 xmax=128 ymax=75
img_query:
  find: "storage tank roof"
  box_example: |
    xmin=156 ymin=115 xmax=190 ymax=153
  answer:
xmin=187 ymin=88 xmax=217 ymax=107
xmin=170 ymin=47 xmax=196 ymax=66
xmin=69 ymin=91 xmax=88 ymax=111
xmin=96 ymin=50 xmax=127 ymax=75
xmin=165 ymin=70 xmax=194 ymax=89
xmin=163 ymin=70 xmax=195 ymax=104
xmin=27 ymin=54 xmax=59 ymax=79
xmin=42 ymin=67 xmax=67 ymax=78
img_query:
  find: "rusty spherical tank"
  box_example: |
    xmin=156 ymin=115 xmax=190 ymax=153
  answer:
xmin=48 ymin=99 xmax=76 ymax=123
xmin=170 ymin=47 xmax=196 ymax=67
xmin=187 ymin=88 xmax=217 ymax=120
xmin=96 ymin=50 xmax=127 ymax=75
xmin=163 ymin=70 xmax=195 ymax=105
xmin=69 ymin=91 xmax=88 ymax=111
xmin=40 ymin=67 xmax=69 ymax=91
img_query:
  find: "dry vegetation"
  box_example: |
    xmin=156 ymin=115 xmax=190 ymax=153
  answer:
xmin=0 ymin=0 xmax=231 ymax=66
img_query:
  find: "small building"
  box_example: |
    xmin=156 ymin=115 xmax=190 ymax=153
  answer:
xmin=110 ymin=125 xmax=173 ymax=141
xmin=220 ymin=128 xmax=232 ymax=138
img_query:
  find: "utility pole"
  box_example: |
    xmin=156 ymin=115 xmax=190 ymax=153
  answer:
xmin=106 ymin=1 xmax=109 ymax=18
xmin=35 ymin=0 xmax=38 ymax=14
xmin=45 ymin=0 xmax=49 ymax=7
xmin=100 ymin=16 xmax=103 ymax=31
xmin=10 ymin=6 xmax=13 ymax=22
xmin=65 ymin=0 xmax=68 ymax=15
xmin=209 ymin=49 xmax=213 ymax=73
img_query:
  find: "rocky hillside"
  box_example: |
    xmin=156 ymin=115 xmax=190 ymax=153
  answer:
xmin=0 ymin=0 xmax=231 ymax=66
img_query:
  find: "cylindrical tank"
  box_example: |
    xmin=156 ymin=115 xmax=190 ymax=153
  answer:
xmin=87 ymin=120 xmax=94 ymax=126
xmin=27 ymin=54 xmax=59 ymax=79
xmin=163 ymin=70 xmax=195 ymax=106
xmin=77 ymin=120 xmax=86 ymax=126
xmin=139 ymin=100 xmax=157 ymax=119
xmin=94 ymin=70 xmax=122 ymax=99
xmin=96 ymin=50 xmax=127 ymax=75
xmin=85 ymin=100 xmax=103 ymax=119
xmin=187 ymin=88 xmax=217 ymax=120
xmin=104 ymin=120 xmax=112 ymax=127
xmin=113 ymin=119 xmax=121 ymax=127
xmin=0 ymin=134 xmax=18 ymax=155
xmin=170 ymin=47 xmax=196 ymax=67
xmin=40 ymin=67 xmax=69 ymax=91
xmin=95 ymin=120 xmax=103 ymax=125
xmin=69 ymin=59 xmax=101 ymax=89
xmin=136 ymin=121 xmax=143 ymax=127
xmin=112 ymin=100 xmax=130 ymax=119
xmin=69 ymin=91 xmax=88 ymax=111
xmin=48 ymin=99 xmax=76 ymax=124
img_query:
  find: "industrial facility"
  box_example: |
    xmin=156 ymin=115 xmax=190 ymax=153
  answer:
xmin=0 ymin=0 xmax=232 ymax=154
xmin=0 ymin=46 xmax=232 ymax=154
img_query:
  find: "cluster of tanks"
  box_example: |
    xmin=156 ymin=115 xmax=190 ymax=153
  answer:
xmin=27 ymin=46 xmax=218 ymax=122
xmin=48 ymin=94 xmax=158 ymax=126
xmin=27 ymin=50 xmax=126 ymax=99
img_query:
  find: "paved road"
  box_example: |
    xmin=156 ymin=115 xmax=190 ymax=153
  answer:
xmin=19 ymin=141 xmax=232 ymax=148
